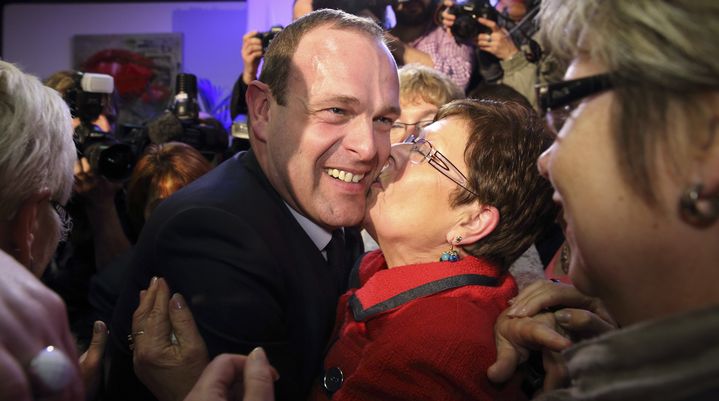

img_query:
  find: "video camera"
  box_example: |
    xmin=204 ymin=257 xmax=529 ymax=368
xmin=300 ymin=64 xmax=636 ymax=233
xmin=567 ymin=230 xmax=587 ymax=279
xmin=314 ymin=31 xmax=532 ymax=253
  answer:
xmin=447 ymin=0 xmax=498 ymax=43
xmin=67 ymin=72 xmax=136 ymax=181
xmin=140 ymin=73 xmax=229 ymax=160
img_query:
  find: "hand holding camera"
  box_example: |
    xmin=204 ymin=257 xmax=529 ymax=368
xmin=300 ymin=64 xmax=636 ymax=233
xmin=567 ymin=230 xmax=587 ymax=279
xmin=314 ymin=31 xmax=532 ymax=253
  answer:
xmin=441 ymin=0 xmax=519 ymax=60
xmin=475 ymin=17 xmax=519 ymax=60
xmin=241 ymin=31 xmax=264 ymax=85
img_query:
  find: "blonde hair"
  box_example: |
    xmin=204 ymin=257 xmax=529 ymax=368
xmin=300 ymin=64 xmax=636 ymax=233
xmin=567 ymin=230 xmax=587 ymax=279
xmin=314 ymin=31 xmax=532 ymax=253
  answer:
xmin=43 ymin=70 xmax=76 ymax=96
xmin=0 ymin=61 xmax=75 ymax=220
xmin=539 ymin=0 xmax=719 ymax=202
xmin=399 ymin=64 xmax=464 ymax=107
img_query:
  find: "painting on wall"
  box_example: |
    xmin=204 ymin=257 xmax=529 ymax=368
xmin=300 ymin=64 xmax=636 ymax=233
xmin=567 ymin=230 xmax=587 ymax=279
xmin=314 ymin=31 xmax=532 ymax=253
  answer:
xmin=73 ymin=33 xmax=183 ymax=129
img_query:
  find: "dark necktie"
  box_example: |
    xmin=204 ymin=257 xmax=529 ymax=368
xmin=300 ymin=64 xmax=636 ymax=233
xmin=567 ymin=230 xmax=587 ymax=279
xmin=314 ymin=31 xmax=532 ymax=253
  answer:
xmin=326 ymin=229 xmax=347 ymax=291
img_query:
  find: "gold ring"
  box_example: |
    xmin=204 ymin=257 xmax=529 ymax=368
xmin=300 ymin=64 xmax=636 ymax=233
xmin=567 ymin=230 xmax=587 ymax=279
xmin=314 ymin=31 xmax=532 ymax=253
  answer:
xmin=127 ymin=330 xmax=145 ymax=351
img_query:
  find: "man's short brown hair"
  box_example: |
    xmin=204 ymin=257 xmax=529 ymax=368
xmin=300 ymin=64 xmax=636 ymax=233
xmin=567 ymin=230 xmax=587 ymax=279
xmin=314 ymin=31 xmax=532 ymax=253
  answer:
xmin=258 ymin=8 xmax=386 ymax=106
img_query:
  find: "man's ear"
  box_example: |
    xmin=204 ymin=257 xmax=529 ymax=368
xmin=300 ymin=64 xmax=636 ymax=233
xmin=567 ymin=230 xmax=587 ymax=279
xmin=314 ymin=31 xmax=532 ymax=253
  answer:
xmin=449 ymin=204 xmax=500 ymax=246
xmin=8 ymin=190 xmax=49 ymax=268
xmin=246 ymin=80 xmax=273 ymax=144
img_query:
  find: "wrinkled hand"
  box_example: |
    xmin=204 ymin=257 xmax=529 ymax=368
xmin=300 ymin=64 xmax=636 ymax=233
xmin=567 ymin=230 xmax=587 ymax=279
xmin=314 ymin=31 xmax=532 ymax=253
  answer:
xmin=184 ymin=349 xmax=278 ymax=401
xmin=488 ymin=309 xmax=570 ymax=384
xmin=242 ymin=31 xmax=264 ymax=85
xmin=79 ymin=321 xmax=108 ymax=401
xmin=73 ymin=157 xmax=123 ymax=204
xmin=474 ymin=17 xmax=519 ymax=60
xmin=0 ymin=250 xmax=84 ymax=401
xmin=132 ymin=277 xmax=210 ymax=401
xmin=505 ymin=280 xmax=614 ymax=325
xmin=488 ymin=280 xmax=617 ymax=384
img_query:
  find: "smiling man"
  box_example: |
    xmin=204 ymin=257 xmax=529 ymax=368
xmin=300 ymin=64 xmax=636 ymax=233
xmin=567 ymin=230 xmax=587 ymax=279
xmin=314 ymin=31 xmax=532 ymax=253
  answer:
xmin=106 ymin=9 xmax=400 ymax=401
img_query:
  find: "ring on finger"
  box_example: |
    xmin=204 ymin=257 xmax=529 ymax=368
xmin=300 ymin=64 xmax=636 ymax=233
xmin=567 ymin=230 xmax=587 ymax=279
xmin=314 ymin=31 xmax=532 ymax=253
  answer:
xmin=26 ymin=346 xmax=75 ymax=397
xmin=127 ymin=330 xmax=145 ymax=351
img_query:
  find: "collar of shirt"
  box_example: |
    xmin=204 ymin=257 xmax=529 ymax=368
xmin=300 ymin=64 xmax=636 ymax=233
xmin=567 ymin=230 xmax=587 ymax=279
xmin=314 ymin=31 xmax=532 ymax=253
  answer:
xmin=285 ymin=202 xmax=341 ymax=259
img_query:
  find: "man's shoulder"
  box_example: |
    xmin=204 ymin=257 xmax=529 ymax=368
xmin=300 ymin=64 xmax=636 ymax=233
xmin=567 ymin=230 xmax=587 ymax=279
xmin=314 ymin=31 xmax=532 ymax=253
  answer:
xmin=162 ymin=152 xmax=278 ymax=214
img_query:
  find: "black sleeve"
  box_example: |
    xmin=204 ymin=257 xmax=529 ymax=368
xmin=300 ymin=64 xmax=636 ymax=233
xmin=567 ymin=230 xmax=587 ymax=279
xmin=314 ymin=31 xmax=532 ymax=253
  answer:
xmin=230 ymin=75 xmax=249 ymax=120
xmin=106 ymin=206 xmax=298 ymax=401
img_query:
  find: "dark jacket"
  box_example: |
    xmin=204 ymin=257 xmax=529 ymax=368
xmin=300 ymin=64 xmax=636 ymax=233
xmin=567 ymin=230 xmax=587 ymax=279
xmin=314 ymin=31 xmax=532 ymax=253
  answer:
xmin=107 ymin=150 xmax=361 ymax=401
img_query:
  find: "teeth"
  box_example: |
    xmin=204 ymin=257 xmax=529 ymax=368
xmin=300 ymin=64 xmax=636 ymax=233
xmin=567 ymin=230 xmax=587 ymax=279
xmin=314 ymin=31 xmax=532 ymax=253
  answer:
xmin=326 ymin=168 xmax=364 ymax=183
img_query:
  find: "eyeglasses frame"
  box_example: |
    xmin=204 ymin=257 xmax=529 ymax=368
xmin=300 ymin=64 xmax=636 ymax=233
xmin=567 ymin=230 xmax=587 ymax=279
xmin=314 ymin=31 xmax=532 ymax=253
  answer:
xmin=391 ymin=119 xmax=435 ymax=134
xmin=401 ymin=136 xmax=479 ymax=197
xmin=536 ymin=73 xmax=614 ymax=133
xmin=50 ymin=200 xmax=73 ymax=242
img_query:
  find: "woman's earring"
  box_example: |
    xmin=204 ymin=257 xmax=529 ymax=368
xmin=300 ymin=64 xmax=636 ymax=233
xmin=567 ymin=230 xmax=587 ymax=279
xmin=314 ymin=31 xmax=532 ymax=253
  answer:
xmin=679 ymin=183 xmax=719 ymax=228
xmin=439 ymin=236 xmax=462 ymax=262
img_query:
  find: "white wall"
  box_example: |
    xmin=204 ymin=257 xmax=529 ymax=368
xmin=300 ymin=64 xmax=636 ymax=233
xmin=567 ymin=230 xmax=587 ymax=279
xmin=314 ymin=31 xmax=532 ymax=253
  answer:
xmin=2 ymin=1 xmax=293 ymax=94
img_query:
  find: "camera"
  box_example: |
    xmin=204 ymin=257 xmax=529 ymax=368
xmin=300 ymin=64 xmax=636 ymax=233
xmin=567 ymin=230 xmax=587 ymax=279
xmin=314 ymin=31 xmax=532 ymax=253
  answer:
xmin=448 ymin=0 xmax=498 ymax=43
xmin=67 ymin=72 xmax=136 ymax=181
xmin=255 ymin=25 xmax=283 ymax=52
xmin=142 ymin=73 xmax=229 ymax=160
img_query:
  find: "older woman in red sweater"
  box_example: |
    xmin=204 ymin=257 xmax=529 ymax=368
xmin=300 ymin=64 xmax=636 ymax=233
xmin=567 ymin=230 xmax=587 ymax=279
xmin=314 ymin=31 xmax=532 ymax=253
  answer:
xmin=308 ymin=99 xmax=555 ymax=401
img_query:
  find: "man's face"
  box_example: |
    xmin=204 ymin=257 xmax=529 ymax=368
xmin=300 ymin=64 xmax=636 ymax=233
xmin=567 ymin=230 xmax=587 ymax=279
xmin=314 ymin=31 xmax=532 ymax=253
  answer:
xmin=262 ymin=27 xmax=400 ymax=230
xmin=394 ymin=0 xmax=436 ymax=26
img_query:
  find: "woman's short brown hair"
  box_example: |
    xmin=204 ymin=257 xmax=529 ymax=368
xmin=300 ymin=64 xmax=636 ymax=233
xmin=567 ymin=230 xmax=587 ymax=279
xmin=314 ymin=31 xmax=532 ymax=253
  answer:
xmin=259 ymin=8 xmax=386 ymax=106
xmin=436 ymin=99 xmax=557 ymax=270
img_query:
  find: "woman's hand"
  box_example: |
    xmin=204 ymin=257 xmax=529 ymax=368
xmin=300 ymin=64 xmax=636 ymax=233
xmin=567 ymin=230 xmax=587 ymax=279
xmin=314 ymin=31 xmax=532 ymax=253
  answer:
xmin=488 ymin=309 xmax=570 ymax=383
xmin=474 ymin=18 xmax=519 ymax=60
xmin=184 ymin=349 xmax=278 ymax=401
xmin=0 ymin=251 xmax=84 ymax=401
xmin=505 ymin=280 xmax=614 ymax=325
xmin=132 ymin=277 xmax=210 ymax=401
xmin=78 ymin=321 xmax=108 ymax=401
xmin=488 ymin=280 xmax=617 ymax=384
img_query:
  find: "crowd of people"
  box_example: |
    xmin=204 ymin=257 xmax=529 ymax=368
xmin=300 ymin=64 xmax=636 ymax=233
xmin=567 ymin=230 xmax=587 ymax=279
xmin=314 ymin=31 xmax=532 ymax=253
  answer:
xmin=1 ymin=0 xmax=718 ymax=401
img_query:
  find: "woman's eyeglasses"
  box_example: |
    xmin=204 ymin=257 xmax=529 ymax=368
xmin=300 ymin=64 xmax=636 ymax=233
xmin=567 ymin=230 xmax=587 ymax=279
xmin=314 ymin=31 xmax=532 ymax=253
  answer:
xmin=50 ymin=200 xmax=73 ymax=242
xmin=536 ymin=73 xmax=614 ymax=134
xmin=400 ymin=136 xmax=478 ymax=196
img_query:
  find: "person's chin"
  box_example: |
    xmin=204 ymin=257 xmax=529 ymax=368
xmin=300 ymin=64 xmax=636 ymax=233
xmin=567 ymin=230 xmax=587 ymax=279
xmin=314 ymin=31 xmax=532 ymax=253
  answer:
xmin=323 ymin=198 xmax=367 ymax=228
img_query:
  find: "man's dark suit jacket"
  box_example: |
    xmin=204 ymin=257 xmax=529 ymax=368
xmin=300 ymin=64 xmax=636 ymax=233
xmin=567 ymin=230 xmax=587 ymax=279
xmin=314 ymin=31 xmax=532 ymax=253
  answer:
xmin=106 ymin=150 xmax=360 ymax=401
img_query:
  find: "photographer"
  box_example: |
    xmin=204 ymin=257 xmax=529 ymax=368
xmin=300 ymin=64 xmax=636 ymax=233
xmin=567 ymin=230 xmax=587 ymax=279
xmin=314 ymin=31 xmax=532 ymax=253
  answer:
xmin=440 ymin=0 xmax=564 ymax=107
xmin=43 ymin=71 xmax=132 ymax=352
xmin=230 ymin=31 xmax=265 ymax=118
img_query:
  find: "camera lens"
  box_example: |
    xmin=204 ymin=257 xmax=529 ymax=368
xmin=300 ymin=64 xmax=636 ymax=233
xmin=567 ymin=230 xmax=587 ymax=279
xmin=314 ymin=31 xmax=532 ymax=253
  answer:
xmin=452 ymin=15 xmax=481 ymax=42
xmin=85 ymin=142 xmax=135 ymax=181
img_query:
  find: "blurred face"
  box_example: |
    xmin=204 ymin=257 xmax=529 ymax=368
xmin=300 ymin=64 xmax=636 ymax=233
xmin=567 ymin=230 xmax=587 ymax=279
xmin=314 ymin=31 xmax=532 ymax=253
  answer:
xmin=537 ymin=56 xmax=689 ymax=324
xmin=263 ymin=27 xmax=400 ymax=230
xmin=365 ymin=116 xmax=469 ymax=251
xmin=496 ymin=0 xmax=527 ymax=22
xmin=394 ymin=0 xmax=435 ymax=25
xmin=390 ymin=99 xmax=438 ymax=143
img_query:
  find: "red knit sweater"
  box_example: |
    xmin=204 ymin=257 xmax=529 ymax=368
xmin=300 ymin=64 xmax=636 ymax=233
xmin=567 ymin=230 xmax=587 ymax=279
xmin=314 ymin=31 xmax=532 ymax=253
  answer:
xmin=310 ymin=250 xmax=527 ymax=401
